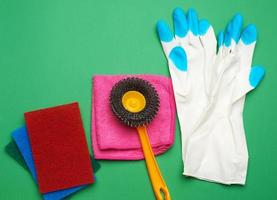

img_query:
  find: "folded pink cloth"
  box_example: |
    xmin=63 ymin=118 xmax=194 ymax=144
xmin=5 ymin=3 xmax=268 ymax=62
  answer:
xmin=92 ymin=74 xmax=176 ymax=160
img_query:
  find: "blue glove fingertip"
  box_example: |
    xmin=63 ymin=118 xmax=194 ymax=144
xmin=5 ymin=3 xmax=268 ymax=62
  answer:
xmin=249 ymin=65 xmax=265 ymax=87
xmin=157 ymin=20 xmax=173 ymax=42
xmin=187 ymin=8 xmax=199 ymax=36
xmin=199 ymin=19 xmax=210 ymax=36
xmin=224 ymin=22 xmax=232 ymax=47
xmin=173 ymin=7 xmax=188 ymax=37
xmin=169 ymin=47 xmax=188 ymax=72
xmin=241 ymin=24 xmax=257 ymax=45
xmin=231 ymin=13 xmax=243 ymax=43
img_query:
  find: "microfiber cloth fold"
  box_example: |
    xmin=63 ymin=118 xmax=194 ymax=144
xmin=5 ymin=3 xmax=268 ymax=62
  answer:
xmin=92 ymin=74 xmax=176 ymax=160
xmin=12 ymin=126 xmax=94 ymax=200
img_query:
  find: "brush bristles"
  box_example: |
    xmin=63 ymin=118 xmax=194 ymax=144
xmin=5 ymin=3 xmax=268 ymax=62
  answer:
xmin=109 ymin=77 xmax=160 ymax=128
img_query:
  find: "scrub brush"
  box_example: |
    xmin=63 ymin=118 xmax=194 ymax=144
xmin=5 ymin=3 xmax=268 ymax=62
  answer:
xmin=109 ymin=77 xmax=171 ymax=200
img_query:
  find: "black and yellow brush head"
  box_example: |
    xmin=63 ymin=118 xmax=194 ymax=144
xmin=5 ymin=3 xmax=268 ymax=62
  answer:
xmin=109 ymin=77 xmax=160 ymax=128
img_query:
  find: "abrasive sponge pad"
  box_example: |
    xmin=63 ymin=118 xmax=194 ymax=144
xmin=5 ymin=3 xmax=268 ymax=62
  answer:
xmin=25 ymin=102 xmax=94 ymax=193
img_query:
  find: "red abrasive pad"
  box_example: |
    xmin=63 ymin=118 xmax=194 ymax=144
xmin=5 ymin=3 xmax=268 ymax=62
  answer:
xmin=25 ymin=102 xmax=94 ymax=193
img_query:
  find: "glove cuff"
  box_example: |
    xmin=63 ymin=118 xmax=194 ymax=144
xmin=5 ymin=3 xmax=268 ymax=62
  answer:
xmin=183 ymin=154 xmax=248 ymax=185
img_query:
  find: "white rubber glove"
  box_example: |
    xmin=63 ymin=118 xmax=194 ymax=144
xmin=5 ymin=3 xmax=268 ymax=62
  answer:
xmin=157 ymin=9 xmax=265 ymax=184
xmin=156 ymin=8 xmax=217 ymax=165
xmin=184 ymin=14 xmax=265 ymax=185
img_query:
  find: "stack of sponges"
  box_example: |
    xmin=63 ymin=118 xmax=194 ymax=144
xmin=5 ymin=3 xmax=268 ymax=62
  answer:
xmin=5 ymin=102 xmax=100 ymax=200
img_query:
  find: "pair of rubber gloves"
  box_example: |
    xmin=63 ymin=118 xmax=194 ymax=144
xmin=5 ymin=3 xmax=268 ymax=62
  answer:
xmin=157 ymin=8 xmax=265 ymax=185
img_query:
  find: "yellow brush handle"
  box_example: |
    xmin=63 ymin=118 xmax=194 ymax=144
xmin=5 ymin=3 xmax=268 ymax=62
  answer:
xmin=137 ymin=126 xmax=171 ymax=200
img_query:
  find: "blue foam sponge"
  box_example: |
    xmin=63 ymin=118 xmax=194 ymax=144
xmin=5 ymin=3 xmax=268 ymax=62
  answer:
xmin=12 ymin=126 xmax=88 ymax=200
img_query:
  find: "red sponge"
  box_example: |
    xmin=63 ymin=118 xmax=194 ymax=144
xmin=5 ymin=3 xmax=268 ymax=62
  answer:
xmin=25 ymin=102 xmax=94 ymax=193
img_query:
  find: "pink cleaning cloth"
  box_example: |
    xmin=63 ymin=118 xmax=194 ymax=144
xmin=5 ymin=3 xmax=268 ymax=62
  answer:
xmin=92 ymin=74 xmax=176 ymax=160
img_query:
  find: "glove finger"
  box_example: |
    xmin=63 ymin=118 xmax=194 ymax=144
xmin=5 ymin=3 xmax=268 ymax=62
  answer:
xmin=156 ymin=20 xmax=176 ymax=56
xmin=167 ymin=46 xmax=189 ymax=96
xmin=173 ymin=7 xmax=188 ymax=38
xmin=223 ymin=14 xmax=243 ymax=54
xmin=199 ymin=19 xmax=211 ymax=36
xmin=232 ymin=65 xmax=265 ymax=103
xmin=249 ymin=65 xmax=265 ymax=88
xmin=237 ymin=24 xmax=257 ymax=70
xmin=157 ymin=20 xmax=173 ymax=42
xmin=186 ymin=8 xmax=201 ymax=47
xmin=169 ymin=46 xmax=188 ymax=72
xmin=199 ymin=19 xmax=216 ymax=53
xmin=230 ymin=14 xmax=243 ymax=44
xmin=187 ymin=8 xmax=199 ymax=36
xmin=199 ymin=19 xmax=216 ymax=94
xmin=240 ymin=24 xmax=257 ymax=45
xmin=223 ymin=21 xmax=232 ymax=48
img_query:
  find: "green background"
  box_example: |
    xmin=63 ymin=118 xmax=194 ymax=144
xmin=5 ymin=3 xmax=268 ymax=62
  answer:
xmin=0 ymin=0 xmax=276 ymax=199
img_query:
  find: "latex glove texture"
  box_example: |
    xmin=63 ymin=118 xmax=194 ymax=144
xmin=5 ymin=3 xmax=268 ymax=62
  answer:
xmin=157 ymin=8 xmax=265 ymax=185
